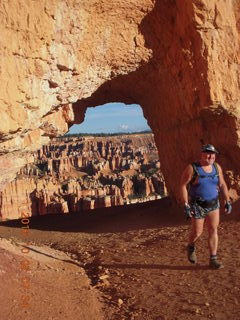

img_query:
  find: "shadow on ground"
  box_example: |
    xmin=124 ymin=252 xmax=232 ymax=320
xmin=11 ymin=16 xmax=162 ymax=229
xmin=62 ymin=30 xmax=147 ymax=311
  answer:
xmin=0 ymin=197 xmax=186 ymax=233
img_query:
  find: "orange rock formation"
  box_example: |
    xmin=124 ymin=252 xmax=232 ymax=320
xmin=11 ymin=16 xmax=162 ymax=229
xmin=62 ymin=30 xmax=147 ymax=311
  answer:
xmin=0 ymin=134 xmax=166 ymax=220
xmin=1 ymin=0 xmax=240 ymax=201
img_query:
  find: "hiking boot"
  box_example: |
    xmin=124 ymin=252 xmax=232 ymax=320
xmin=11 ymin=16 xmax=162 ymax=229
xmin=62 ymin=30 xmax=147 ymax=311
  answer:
xmin=187 ymin=244 xmax=197 ymax=264
xmin=209 ymin=257 xmax=224 ymax=269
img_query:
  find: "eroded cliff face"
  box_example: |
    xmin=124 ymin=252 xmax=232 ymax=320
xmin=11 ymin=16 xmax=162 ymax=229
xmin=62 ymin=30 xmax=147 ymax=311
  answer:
xmin=1 ymin=0 xmax=240 ymax=200
xmin=0 ymin=134 xmax=166 ymax=220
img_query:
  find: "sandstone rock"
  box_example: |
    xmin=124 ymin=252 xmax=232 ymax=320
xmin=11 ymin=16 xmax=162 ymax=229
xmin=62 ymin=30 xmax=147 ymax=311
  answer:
xmin=2 ymin=0 xmax=239 ymax=208
xmin=0 ymin=134 xmax=166 ymax=219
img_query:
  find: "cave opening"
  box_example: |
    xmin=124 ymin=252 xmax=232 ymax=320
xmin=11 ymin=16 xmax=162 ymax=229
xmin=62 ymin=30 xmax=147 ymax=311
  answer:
xmin=61 ymin=102 xmax=168 ymax=211
xmin=0 ymin=102 xmax=167 ymax=219
xmin=68 ymin=102 xmax=150 ymax=135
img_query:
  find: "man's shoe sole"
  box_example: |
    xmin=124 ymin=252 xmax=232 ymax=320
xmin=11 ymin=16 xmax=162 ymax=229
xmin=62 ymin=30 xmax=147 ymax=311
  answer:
xmin=209 ymin=261 xmax=224 ymax=269
xmin=187 ymin=245 xmax=197 ymax=264
xmin=188 ymin=255 xmax=197 ymax=264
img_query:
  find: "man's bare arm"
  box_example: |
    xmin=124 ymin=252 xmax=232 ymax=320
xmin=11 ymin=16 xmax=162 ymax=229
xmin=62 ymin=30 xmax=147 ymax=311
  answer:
xmin=179 ymin=165 xmax=194 ymax=205
xmin=216 ymin=164 xmax=230 ymax=203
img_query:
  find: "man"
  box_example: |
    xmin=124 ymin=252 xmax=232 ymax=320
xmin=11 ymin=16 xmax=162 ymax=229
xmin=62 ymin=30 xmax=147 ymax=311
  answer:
xmin=180 ymin=144 xmax=232 ymax=269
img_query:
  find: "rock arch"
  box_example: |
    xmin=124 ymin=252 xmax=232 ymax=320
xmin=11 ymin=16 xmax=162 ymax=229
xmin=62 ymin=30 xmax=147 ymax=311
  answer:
xmin=1 ymin=0 xmax=240 ymax=199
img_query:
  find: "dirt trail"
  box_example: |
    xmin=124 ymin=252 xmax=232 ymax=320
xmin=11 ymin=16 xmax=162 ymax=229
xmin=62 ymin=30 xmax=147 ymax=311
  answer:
xmin=0 ymin=239 xmax=104 ymax=320
xmin=0 ymin=198 xmax=240 ymax=320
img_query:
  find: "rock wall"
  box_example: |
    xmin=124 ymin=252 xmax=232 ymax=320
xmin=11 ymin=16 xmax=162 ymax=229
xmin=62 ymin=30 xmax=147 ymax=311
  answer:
xmin=1 ymin=0 xmax=240 ymax=200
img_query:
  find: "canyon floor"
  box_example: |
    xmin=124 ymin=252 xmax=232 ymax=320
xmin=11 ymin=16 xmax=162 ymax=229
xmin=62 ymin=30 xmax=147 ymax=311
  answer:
xmin=0 ymin=197 xmax=240 ymax=320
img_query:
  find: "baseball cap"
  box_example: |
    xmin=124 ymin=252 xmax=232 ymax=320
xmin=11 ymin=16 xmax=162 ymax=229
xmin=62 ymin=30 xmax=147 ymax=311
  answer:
xmin=201 ymin=144 xmax=219 ymax=154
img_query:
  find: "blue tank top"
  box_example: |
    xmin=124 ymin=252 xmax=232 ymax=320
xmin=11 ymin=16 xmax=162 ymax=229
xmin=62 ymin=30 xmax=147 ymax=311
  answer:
xmin=189 ymin=163 xmax=219 ymax=201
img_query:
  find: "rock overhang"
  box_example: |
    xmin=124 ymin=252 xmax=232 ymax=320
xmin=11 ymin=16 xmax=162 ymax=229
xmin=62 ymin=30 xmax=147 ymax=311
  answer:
xmin=1 ymin=0 xmax=240 ymax=200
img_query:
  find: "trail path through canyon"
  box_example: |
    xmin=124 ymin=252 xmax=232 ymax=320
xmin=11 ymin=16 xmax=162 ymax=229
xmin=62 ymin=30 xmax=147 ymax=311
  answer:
xmin=0 ymin=198 xmax=240 ymax=320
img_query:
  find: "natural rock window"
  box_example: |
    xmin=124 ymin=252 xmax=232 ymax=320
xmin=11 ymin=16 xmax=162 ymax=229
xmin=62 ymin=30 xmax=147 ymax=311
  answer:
xmin=0 ymin=103 xmax=167 ymax=220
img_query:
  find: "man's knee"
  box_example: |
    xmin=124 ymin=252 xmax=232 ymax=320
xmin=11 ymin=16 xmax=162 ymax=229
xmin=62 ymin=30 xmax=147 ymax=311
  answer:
xmin=208 ymin=225 xmax=218 ymax=235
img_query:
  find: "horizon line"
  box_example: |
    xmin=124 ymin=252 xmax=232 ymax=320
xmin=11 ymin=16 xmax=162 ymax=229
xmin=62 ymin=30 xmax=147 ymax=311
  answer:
xmin=61 ymin=129 xmax=153 ymax=137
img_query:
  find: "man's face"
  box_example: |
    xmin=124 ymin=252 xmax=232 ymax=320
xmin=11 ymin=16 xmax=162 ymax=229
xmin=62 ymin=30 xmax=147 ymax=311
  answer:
xmin=200 ymin=151 xmax=216 ymax=165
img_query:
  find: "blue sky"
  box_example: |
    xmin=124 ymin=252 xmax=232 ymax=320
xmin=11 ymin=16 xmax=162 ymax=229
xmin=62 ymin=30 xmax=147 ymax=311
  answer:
xmin=68 ymin=103 xmax=151 ymax=134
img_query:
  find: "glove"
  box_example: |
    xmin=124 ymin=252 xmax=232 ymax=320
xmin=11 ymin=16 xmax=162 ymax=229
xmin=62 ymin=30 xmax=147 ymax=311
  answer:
xmin=184 ymin=203 xmax=192 ymax=220
xmin=224 ymin=201 xmax=232 ymax=214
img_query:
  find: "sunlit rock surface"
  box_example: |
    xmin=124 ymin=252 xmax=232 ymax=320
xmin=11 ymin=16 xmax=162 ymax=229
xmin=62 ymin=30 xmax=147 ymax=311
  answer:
xmin=1 ymin=0 xmax=240 ymax=200
xmin=0 ymin=134 xmax=166 ymax=220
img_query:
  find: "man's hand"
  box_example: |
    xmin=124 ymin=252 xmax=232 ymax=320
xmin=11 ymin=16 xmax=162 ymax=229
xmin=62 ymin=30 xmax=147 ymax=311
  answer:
xmin=184 ymin=203 xmax=192 ymax=220
xmin=224 ymin=201 xmax=232 ymax=214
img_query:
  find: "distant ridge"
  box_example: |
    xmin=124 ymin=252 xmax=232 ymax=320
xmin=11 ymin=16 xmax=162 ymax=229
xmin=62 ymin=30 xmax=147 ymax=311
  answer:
xmin=62 ymin=130 xmax=152 ymax=138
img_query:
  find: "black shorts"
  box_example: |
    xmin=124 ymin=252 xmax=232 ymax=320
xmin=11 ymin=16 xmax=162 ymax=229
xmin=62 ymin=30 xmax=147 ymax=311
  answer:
xmin=190 ymin=198 xmax=220 ymax=219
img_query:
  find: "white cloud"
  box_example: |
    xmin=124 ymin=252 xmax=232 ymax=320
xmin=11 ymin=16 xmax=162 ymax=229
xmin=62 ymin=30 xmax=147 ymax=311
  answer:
xmin=119 ymin=124 xmax=129 ymax=130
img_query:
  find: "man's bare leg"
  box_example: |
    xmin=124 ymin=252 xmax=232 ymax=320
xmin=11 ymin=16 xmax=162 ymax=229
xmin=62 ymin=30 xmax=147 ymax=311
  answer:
xmin=206 ymin=209 xmax=223 ymax=268
xmin=206 ymin=209 xmax=219 ymax=255
xmin=187 ymin=218 xmax=205 ymax=264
